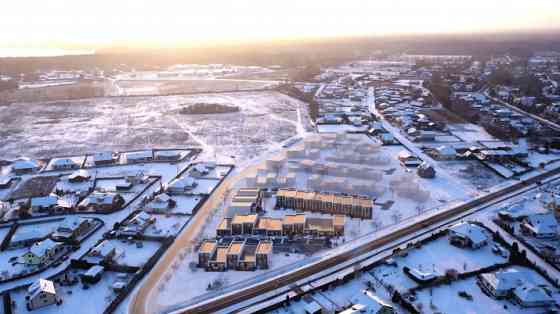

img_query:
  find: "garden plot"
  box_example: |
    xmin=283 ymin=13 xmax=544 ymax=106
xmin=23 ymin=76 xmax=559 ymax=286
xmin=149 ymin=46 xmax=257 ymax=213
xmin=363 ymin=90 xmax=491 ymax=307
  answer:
xmin=10 ymin=219 xmax=62 ymax=245
xmin=191 ymin=178 xmax=220 ymax=195
xmin=0 ymin=92 xmax=309 ymax=167
xmin=9 ymin=269 xmax=132 ymax=314
xmin=55 ymin=176 xmax=94 ymax=194
xmin=413 ymin=267 xmax=552 ymax=314
xmin=0 ymin=247 xmax=34 ymax=279
xmin=203 ymin=165 xmax=232 ymax=179
xmin=171 ymin=195 xmax=203 ymax=215
xmin=144 ymin=215 xmax=191 ymax=237
xmin=111 ymin=240 xmax=161 ymax=268
xmin=94 ymin=163 xmax=181 ymax=184
xmin=370 ymin=234 xmax=508 ymax=292
xmin=448 ymin=123 xmax=499 ymax=142
xmin=437 ymin=160 xmax=504 ymax=191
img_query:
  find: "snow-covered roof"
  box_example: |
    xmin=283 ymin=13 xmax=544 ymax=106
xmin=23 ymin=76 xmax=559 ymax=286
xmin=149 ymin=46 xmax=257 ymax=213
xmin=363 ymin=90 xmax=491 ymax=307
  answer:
xmin=125 ymin=150 xmax=153 ymax=160
xmin=27 ymin=279 xmax=56 ymax=298
xmin=68 ymin=169 xmax=91 ymax=180
xmin=350 ymin=290 xmax=393 ymax=313
xmin=31 ymin=195 xmax=58 ymax=208
xmin=513 ymin=284 xmax=553 ymax=303
xmin=85 ymin=265 xmax=104 ymax=277
xmin=94 ymin=151 xmax=113 ymax=162
xmin=449 ymin=222 xmax=488 ymax=245
xmin=29 ymin=239 xmax=59 ymax=258
xmin=80 ymin=192 xmax=118 ymax=206
xmin=524 ymin=213 xmax=558 ymax=236
xmin=90 ymin=240 xmax=115 ymax=257
xmin=12 ymin=158 xmax=39 ymax=170
xmin=436 ymin=145 xmax=456 ymax=156
xmin=168 ymin=177 xmax=197 ymax=190
xmin=480 ymin=268 xmax=525 ymax=292
xmin=51 ymin=158 xmax=78 ymax=167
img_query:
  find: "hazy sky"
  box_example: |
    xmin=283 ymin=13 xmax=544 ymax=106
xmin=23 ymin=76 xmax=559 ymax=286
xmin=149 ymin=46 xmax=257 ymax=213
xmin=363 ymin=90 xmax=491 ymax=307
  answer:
xmin=1 ymin=0 xmax=560 ymax=48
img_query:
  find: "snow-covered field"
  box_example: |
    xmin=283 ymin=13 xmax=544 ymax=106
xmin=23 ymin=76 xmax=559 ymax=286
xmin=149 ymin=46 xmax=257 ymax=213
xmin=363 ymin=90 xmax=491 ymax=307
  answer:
xmin=0 ymin=91 xmax=311 ymax=165
xmin=110 ymin=240 xmax=161 ymax=268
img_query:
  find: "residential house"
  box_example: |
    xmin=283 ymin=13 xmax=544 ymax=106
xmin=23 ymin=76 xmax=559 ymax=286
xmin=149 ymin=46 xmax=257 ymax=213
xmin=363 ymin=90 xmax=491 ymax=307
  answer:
xmin=25 ymin=279 xmax=61 ymax=310
xmin=231 ymin=214 xmax=258 ymax=235
xmin=166 ymin=177 xmax=197 ymax=194
xmin=30 ymin=195 xmax=58 ymax=212
xmin=68 ymin=169 xmax=91 ymax=183
xmin=256 ymin=240 xmax=272 ymax=269
xmin=254 ymin=217 xmax=283 ymax=237
xmin=145 ymin=193 xmax=176 ymax=213
xmin=124 ymin=150 xmax=153 ymax=164
xmin=51 ymin=217 xmax=94 ymax=242
xmin=93 ymin=151 xmax=116 ymax=166
xmin=417 ymin=162 xmax=436 ymax=179
xmin=50 ymin=158 xmax=79 ymax=171
xmin=119 ymin=211 xmax=156 ymax=236
xmin=448 ymin=222 xmax=488 ymax=249
xmin=80 ymin=265 xmax=104 ymax=284
xmin=207 ymin=246 xmax=228 ymax=271
xmin=344 ymin=290 xmax=396 ymax=314
xmin=216 ymin=217 xmax=232 ymax=237
xmin=22 ymin=239 xmax=62 ymax=265
xmin=87 ymin=240 xmax=117 ymax=264
xmin=198 ymin=240 xmax=217 ymax=268
xmin=477 ymin=268 xmax=525 ymax=298
xmin=78 ymin=192 xmax=125 ymax=212
xmin=521 ymin=213 xmax=558 ymax=238
xmin=12 ymin=158 xmax=40 ymax=175
xmin=154 ymin=150 xmax=182 ymax=161
xmin=512 ymin=284 xmax=555 ymax=308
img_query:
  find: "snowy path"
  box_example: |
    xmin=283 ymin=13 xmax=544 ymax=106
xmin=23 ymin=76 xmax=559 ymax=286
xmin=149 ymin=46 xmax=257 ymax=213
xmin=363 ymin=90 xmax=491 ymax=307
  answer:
xmin=169 ymin=116 xmax=215 ymax=157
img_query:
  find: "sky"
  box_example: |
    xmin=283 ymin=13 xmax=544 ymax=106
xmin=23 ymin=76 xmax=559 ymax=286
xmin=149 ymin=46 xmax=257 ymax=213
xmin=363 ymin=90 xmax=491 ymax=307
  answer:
xmin=1 ymin=0 xmax=560 ymax=51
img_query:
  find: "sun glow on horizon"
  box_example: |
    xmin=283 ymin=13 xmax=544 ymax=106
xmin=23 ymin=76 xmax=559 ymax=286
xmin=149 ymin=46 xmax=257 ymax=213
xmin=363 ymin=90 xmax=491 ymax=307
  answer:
xmin=1 ymin=0 xmax=560 ymax=49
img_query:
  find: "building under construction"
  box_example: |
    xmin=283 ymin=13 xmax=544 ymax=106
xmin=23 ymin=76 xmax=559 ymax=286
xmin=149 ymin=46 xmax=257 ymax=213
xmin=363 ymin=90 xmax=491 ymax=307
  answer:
xmin=216 ymin=213 xmax=345 ymax=238
xmin=276 ymin=188 xmax=373 ymax=219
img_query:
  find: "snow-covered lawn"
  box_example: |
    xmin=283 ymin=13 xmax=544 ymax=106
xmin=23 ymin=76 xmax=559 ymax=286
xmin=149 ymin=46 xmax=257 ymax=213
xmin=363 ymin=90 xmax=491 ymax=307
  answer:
xmin=144 ymin=215 xmax=191 ymax=237
xmin=110 ymin=240 xmax=161 ymax=268
xmin=10 ymin=220 xmax=61 ymax=245
xmin=190 ymin=178 xmax=220 ymax=195
xmin=414 ymin=270 xmax=550 ymax=314
xmin=10 ymin=270 xmax=132 ymax=314
xmin=371 ymin=234 xmax=508 ymax=292
xmin=171 ymin=195 xmax=203 ymax=215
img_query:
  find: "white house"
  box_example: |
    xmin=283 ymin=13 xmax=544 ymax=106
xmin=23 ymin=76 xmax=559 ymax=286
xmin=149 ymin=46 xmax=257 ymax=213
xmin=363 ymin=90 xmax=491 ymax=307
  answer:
xmin=477 ymin=268 xmax=525 ymax=298
xmin=26 ymin=279 xmax=61 ymax=310
xmin=448 ymin=222 xmax=488 ymax=249
xmin=521 ymin=213 xmax=558 ymax=239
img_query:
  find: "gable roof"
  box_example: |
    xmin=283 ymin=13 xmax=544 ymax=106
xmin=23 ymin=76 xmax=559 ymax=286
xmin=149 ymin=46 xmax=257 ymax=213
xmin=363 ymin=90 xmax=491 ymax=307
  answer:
xmin=449 ymin=222 xmax=488 ymax=245
xmin=28 ymin=279 xmax=56 ymax=298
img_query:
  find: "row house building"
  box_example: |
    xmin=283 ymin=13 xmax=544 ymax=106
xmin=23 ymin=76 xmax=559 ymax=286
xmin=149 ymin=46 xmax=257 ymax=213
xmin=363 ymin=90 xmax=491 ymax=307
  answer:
xmin=276 ymin=188 xmax=373 ymax=219
xmin=198 ymin=239 xmax=272 ymax=272
xmin=217 ymin=213 xmax=345 ymax=238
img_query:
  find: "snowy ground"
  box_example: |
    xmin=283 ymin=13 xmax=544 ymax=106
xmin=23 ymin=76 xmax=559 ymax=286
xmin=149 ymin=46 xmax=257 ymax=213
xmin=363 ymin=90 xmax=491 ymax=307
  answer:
xmin=414 ymin=267 xmax=551 ymax=314
xmin=10 ymin=269 xmax=133 ymax=314
xmin=0 ymin=91 xmax=311 ymax=165
xmin=154 ymin=251 xmax=307 ymax=309
xmin=110 ymin=240 xmax=162 ymax=268
xmin=144 ymin=215 xmax=191 ymax=237
xmin=10 ymin=219 xmax=62 ymax=245
xmin=371 ymin=233 xmax=508 ymax=292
